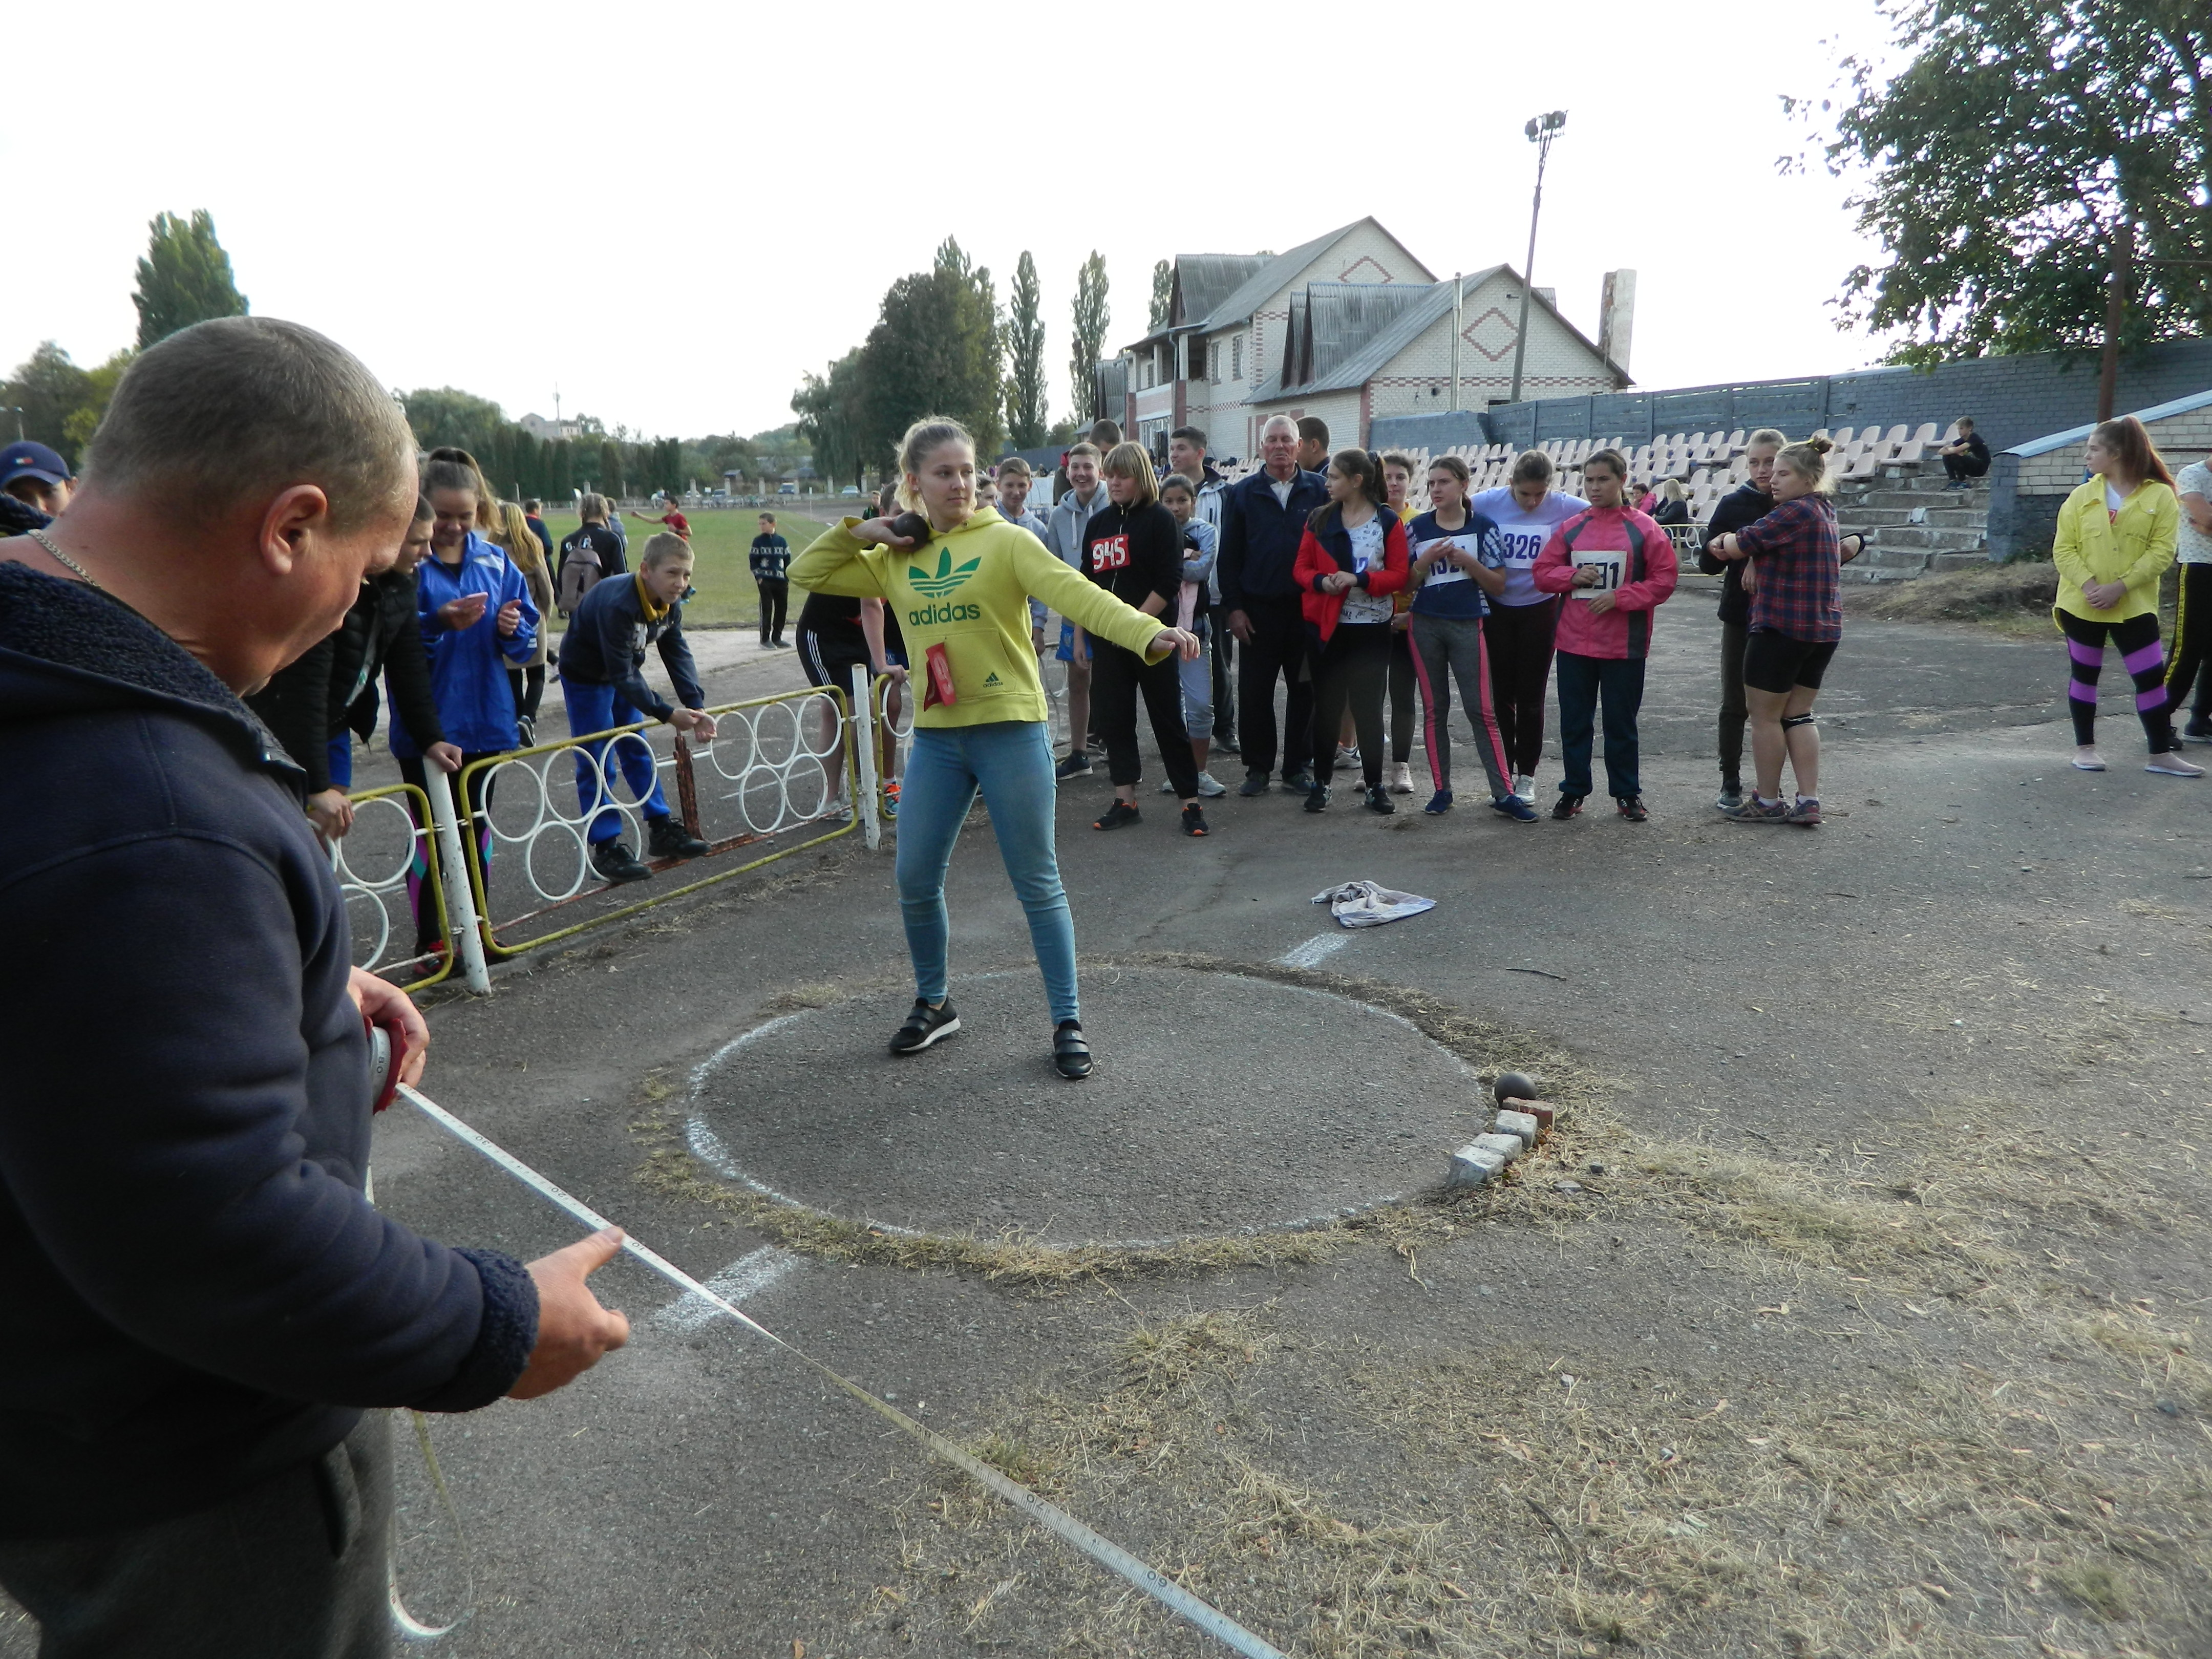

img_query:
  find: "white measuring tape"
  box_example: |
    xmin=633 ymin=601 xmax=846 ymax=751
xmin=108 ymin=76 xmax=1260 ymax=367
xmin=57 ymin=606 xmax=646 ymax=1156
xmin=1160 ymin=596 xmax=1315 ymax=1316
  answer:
xmin=396 ymin=1083 xmax=1288 ymax=1658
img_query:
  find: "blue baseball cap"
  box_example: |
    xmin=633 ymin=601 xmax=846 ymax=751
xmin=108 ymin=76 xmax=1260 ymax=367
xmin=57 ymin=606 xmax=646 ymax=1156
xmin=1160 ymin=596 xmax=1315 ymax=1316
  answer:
xmin=0 ymin=441 xmax=71 ymax=488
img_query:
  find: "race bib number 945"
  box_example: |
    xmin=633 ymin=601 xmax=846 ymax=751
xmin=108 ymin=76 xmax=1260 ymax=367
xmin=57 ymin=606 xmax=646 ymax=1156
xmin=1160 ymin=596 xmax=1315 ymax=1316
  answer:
xmin=1091 ymin=535 xmax=1130 ymax=572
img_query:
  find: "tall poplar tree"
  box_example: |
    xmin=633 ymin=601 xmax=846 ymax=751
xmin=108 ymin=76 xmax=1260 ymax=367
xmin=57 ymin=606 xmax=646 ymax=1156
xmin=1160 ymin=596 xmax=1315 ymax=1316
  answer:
xmin=1005 ymin=251 xmax=1049 ymax=449
xmin=132 ymin=210 xmax=248 ymax=350
xmin=1068 ymin=251 xmax=1110 ymax=424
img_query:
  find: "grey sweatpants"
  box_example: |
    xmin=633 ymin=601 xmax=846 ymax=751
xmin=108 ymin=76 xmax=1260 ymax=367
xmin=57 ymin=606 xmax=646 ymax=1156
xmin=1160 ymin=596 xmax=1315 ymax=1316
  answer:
xmin=0 ymin=1413 xmax=393 ymax=1659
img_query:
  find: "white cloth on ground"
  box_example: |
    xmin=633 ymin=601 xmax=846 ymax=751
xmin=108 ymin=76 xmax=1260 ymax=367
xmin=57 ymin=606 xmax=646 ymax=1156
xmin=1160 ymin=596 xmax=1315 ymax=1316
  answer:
xmin=1310 ymin=880 xmax=1436 ymax=928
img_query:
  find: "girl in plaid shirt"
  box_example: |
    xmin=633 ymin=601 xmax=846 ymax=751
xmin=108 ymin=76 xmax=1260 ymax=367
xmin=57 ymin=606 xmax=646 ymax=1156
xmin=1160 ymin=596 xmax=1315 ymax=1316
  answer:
xmin=1709 ymin=437 xmax=1843 ymax=826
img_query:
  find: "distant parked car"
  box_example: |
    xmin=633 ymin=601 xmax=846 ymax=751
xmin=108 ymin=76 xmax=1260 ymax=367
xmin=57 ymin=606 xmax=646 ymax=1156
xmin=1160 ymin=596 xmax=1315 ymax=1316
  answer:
xmin=778 ymin=481 xmax=798 ymax=495
xmin=841 ymin=485 xmax=861 ymax=497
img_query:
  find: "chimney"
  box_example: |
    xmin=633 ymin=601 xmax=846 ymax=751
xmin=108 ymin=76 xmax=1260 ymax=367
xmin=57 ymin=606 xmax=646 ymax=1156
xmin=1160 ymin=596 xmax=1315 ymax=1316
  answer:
xmin=1599 ymin=268 xmax=1636 ymax=379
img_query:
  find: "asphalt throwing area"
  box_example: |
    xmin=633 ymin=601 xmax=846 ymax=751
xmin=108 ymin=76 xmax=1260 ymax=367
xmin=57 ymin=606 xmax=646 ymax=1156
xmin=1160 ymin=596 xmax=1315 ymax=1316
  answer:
xmin=686 ymin=964 xmax=1487 ymax=1241
xmin=9 ymin=577 xmax=2211 ymax=1659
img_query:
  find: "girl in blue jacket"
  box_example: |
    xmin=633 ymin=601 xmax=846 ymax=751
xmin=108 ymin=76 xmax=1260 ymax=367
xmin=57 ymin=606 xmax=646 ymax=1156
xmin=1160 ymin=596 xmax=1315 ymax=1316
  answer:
xmin=394 ymin=456 xmax=539 ymax=947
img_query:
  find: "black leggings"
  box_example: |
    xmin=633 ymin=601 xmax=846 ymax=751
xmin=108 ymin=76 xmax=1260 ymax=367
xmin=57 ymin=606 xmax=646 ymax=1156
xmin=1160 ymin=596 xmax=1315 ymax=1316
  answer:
xmin=2165 ymin=564 xmax=2212 ymax=728
xmin=1311 ymin=623 xmax=1390 ymax=788
xmin=505 ymin=666 xmax=546 ymax=724
xmin=1483 ymin=598 xmax=1560 ymax=777
xmin=1387 ymin=626 xmax=1415 ymax=762
xmin=1090 ymin=640 xmax=1201 ymax=799
xmin=2059 ymin=609 xmax=2175 ymax=751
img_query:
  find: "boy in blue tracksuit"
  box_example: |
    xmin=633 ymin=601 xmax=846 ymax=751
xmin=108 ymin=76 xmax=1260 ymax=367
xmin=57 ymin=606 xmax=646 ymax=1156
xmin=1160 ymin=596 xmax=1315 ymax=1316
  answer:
xmin=557 ymin=533 xmax=719 ymax=883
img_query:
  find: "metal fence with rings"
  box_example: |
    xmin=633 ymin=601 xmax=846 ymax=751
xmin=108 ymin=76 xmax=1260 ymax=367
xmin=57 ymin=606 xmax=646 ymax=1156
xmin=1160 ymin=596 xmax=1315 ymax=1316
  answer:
xmin=452 ymin=684 xmax=857 ymax=960
xmin=330 ymin=782 xmax=454 ymax=992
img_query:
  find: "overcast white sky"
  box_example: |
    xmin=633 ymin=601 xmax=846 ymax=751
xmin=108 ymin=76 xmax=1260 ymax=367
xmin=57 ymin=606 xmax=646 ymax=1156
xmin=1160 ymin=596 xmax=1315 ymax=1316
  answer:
xmin=13 ymin=0 xmax=1902 ymax=441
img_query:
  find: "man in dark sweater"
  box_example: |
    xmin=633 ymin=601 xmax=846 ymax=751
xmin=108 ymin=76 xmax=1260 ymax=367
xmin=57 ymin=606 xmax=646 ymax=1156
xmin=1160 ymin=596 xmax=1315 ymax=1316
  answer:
xmin=750 ymin=511 xmax=792 ymax=646
xmin=0 ymin=318 xmax=628 ymax=1655
xmin=1218 ymin=413 xmax=1329 ymax=794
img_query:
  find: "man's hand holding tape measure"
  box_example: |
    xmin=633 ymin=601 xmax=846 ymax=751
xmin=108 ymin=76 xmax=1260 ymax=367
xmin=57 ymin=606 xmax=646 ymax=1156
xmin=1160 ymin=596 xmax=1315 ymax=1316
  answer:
xmin=351 ymin=967 xmax=631 ymax=1399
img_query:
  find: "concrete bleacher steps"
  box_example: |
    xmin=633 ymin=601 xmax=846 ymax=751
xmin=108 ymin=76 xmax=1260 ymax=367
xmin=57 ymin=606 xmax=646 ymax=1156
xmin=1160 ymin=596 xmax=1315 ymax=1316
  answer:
xmin=1833 ymin=461 xmax=1992 ymax=584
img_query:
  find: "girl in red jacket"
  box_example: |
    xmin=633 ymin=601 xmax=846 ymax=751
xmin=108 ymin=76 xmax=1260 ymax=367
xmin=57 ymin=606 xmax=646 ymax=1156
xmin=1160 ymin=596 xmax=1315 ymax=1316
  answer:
xmin=1294 ymin=449 xmax=1411 ymax=814
xmin=1532 ymin=449 xmax=1677 ymax=820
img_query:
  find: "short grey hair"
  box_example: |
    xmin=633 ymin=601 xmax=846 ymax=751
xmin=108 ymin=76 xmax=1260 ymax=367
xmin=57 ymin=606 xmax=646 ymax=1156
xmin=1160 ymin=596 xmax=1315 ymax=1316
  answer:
xmin=1261 ymin=414 xmax=1299 ymax=439
xmin=86 ymin=316 xmax=415 ymax=534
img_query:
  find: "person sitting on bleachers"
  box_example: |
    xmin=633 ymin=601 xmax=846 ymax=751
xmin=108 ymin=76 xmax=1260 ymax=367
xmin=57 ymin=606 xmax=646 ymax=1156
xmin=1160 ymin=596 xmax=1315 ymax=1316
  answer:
xmin=1938 ymin=418 xmax=1990 ymax=490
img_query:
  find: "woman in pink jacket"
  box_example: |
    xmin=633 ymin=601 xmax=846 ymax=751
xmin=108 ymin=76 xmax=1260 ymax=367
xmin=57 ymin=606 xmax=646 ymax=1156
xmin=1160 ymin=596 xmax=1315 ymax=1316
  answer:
xmin=1532 ymin=449 xmax=1678 ymax=820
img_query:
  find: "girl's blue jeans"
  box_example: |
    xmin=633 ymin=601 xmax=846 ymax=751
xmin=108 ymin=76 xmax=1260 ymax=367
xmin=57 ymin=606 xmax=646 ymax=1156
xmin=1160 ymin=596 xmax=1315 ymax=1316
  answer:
xmin=895 ymin=720 xmax=1078 ymax=1026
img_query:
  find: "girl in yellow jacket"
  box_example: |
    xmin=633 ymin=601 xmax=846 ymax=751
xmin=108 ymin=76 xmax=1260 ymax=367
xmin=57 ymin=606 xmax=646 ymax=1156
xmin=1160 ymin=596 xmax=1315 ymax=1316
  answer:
xmin=789 ymin=416 xmax=1199 ymax=1080
xmin=2051 ymin=417 xmax=2201 ymax=777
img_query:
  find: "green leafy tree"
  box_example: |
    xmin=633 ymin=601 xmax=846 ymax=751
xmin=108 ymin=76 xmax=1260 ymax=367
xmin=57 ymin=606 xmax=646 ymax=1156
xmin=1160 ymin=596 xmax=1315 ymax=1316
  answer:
xmin=1149 ymin=259 xmax=1173 ymax=330
xmin=1804 ymin=0 xmax=2210 ymax=363
xmin=400 ymin=387 xmax=508 ymax=454
xmin=1069 ymin=250 xmax=1110 ymax=422
xmin=858 ymin=263 xmax=1004 ymax=472
xmin=793 ymin=349 xmax=870 ymax=491
xmin=1006 ymin=251 xmax=1049 ymax=449
xmin=0 ymin=342 xmax=94 ymax=465
xmin=59 ymin=350 xmax=136 ymax=458
xmin=132 ymin=210 xmax=248 ymax=351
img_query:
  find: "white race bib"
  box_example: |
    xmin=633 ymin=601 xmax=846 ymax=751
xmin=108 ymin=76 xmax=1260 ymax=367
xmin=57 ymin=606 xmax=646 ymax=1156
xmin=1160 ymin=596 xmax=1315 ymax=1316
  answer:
xmin=1570 ymin=546 xmax=1624 ymax=599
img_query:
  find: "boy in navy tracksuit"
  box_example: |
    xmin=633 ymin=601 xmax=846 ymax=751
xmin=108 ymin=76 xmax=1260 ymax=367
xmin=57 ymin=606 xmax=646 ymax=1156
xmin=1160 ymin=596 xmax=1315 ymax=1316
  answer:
xmin=557 ymin=535 xmax=719 ymax=883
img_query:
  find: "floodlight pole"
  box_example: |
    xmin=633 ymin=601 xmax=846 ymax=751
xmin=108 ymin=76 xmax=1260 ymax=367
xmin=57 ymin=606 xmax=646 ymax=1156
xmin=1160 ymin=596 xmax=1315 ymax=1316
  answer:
xmin=1507 ymin=111 xmax=1567 ymax=410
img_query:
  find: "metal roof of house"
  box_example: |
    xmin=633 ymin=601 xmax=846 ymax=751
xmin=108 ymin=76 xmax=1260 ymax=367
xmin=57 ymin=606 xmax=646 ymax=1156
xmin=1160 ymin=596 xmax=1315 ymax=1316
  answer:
xmin=2004 ymin=386 xmax=2212 ymax=457
xmin=1121 ymin=220 xmax=1424 ymax=352
xmin=1250 ymin=266 xmax=1630 ymax=401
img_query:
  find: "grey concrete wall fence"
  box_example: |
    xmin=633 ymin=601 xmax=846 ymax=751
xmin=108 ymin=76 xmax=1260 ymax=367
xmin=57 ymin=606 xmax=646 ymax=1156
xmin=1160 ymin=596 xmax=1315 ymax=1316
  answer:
xmin=1371 ymin=338 xmax=2212 ymax=461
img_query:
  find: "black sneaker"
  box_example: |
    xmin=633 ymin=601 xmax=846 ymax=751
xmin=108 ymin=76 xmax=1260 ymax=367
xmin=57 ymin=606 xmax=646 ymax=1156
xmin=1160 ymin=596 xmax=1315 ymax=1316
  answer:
xmin=1282 ymin=770 xmax=1316 ymax=794
xmin=516 ymin=714 xmax=537 ymax=748
xmin=590 ymin=839 xmax=653 ymax=883
xmin=1715 ymin=782 xmax=1744 ymax=812
xmin=2184 ymin=719 xmax=2212 ymax=744
xmin=1615 ymin=796 xmax=1649 ymax=822
xmin=1181 ymin=803 xmax=1209 ymax=837
xmin=1055 ymin=753 xmax=1093 ymax=781
xmin=1238 ymin=772 xmax=1272 ymax=797
xmin=1215 ymin=736 xmax=1241 ymax=756
xmin=1304 ymin=784 xmax=1331 ymax=813
xmin=647 ymin=816 xmax=710 ymax=859
xmin=889 ymin=998 xmax=960 ymax=1054
xmin=1053 ymin=1020 xmax=1092 ymax=1080
xmin=1550 ymin=794 xmax=1585 ymax=821
xmin=1094 ymin=800 xmax=1142 ymax=831
xmin=1363 ymin=784 xmax=1396 ymax=815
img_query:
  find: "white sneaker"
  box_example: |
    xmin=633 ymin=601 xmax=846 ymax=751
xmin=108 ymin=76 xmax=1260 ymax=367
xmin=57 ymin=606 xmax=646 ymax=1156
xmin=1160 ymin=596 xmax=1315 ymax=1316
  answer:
xmin=1336 ymin=745 xmax=1361 ymax=769
xmin=2146 ymin=753 xmax=2206 ymax=778
xmin=1513 ymin=773 xmax=1537 ymax=802
xmin=1195 ymin=771 xmax=1227 ymax=797
xmin=1159 ymin=778 xmax=1177 ymax=794
xmin=1389 ymin=762 xmax=1415 ymax=795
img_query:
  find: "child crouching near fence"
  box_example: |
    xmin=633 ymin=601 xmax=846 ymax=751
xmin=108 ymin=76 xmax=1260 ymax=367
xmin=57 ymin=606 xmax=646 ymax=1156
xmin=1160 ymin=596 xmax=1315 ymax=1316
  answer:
xmin=556 ymin=533 xmax=720 ymax=884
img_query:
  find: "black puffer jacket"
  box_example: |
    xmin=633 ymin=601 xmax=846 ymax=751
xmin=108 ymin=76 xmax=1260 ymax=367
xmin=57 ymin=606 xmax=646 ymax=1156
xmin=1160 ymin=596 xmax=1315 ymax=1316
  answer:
xmin=246 ymin=568 xmax=444 ymax=793
xmin=0 ymin=563 xmax=536 ymax=1539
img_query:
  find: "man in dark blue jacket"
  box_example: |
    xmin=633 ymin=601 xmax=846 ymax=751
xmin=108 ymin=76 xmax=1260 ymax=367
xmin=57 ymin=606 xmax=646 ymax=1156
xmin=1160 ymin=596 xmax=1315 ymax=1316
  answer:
xmin=0 ymin=318 xmax=629 ymax=1655
xmin=557 ymin=530 xmax=718 ymax=883
xmin=1217 ymin=413 xmax=1330 ymax=794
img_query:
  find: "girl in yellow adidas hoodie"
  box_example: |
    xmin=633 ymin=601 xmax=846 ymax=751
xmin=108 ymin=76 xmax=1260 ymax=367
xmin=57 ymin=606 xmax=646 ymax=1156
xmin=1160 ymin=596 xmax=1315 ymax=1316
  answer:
xmin=789 ymin=416 xmax=1198 ymax=1079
